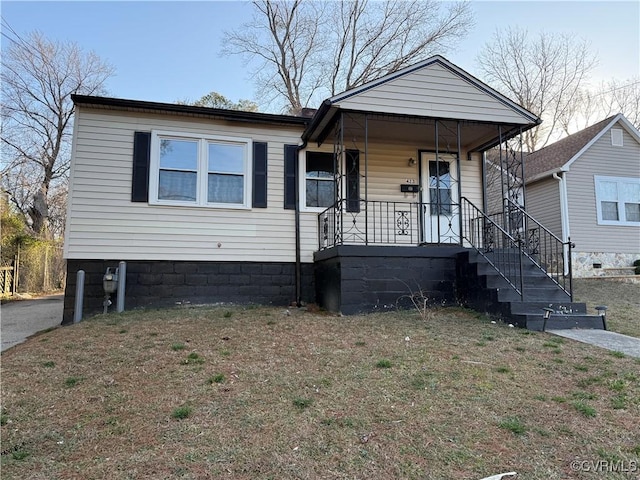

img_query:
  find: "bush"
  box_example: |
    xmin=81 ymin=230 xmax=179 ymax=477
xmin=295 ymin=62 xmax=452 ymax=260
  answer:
xmin=633 ymin=259 xmax=640 ymax=275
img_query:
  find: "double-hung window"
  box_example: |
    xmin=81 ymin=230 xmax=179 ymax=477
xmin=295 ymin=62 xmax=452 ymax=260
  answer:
xmin=305 ymin=152 xmax=336 ymax=209
xmin=151 ymin=131 xmax=251 ymax=208
xmin=594 ymin=176 xmax=640 ymax=225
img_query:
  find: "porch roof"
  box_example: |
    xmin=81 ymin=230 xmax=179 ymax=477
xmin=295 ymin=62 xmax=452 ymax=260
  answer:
xmin=302 ymin=55 xmax=541 ymax=150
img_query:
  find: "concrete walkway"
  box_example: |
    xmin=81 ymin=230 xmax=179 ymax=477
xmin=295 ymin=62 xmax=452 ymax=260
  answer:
xmin=1 ymin=294 xmax=64 ymax=352
xmin=548 ymin=329 xmax=640 ymax=358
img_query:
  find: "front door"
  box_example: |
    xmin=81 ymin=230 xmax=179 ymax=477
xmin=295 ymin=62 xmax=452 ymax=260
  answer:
xmin=421 ymin=152 xmax=460 ymax=244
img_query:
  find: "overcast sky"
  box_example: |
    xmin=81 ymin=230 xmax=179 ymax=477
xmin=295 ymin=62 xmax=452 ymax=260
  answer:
xmin=2 ymin=1 xmax=639 ymax=112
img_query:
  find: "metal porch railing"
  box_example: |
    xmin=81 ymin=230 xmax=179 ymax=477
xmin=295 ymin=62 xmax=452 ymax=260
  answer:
xmin=318 ymin=199 xmax=421 ymax=249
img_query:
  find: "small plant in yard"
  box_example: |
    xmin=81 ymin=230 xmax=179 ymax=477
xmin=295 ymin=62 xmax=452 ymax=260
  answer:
xmin=171 ymin=343 xmax=186 ymax=351
xmin=118 ymin=329 xmax=127 ymax=334
xmin=292 ymin=397 xmax=313 ymax=410
xmin=495 ymin=366 xmax=511 ymax=374
xmin=375 ymin=359 xmax=392 ymax=369
xmin=184 ymin=352 xmax=204 ymax=364
xmin=64 ymin=377 xmax=82 ymax=388
xmin=395 ymin=280 xmax=436 ymax=321
xmin=12 ymin=450 xmax=29 ymax=461
xmin=208 ymin=374 xmax=225 ymax=384
xmin=610 ymin=351 xmax=626 ymax=358
xmin=499 ymin=417 xmax=526 ymax=435
xmin=573 ymin=401 xmax=597 ymax=417
xmin=608 ymin=379 xmax=627 ymax=392
xmin=172 ymin=405 xmax=193 ymax=420
xmin=1 ymin=412 xmax=8 ymax=426
xmin=611 ymin=394 xmax=627 ymax=410
xmin=223 ymin=311 xmax=233 ymax=318
xmin=42 ymin=361 xmax=55 ymax=368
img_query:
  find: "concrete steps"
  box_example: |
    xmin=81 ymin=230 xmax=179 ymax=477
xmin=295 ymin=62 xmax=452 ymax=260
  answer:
xmin=456 ymin=249 xmax=605 ymax=331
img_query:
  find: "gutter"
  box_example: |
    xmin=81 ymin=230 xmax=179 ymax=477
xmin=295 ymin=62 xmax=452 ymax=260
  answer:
xmin=553 ymin=171 xmax=571 ymax=275
xmin=294 ymin=139 xmax=308 ymax=307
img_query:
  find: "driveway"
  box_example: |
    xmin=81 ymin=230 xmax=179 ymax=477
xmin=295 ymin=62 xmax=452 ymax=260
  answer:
xmin=1 ymin=294 xmax=64 ymax=352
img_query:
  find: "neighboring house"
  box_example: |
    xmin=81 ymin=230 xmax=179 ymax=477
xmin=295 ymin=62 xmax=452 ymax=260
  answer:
xmin=64 ymin=55 xmax=592 ymax=328
xmin=525 ymin=114 xmax=640 ymax=277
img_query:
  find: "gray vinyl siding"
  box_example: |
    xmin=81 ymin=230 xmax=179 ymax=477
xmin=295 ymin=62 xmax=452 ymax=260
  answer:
xmin=334 ymin=63 xmax=530 ymax=125
xmin=565 ymin=122 xmax=640 ymax=253
xmin=526 ymin=178 xmax=562 ymax=238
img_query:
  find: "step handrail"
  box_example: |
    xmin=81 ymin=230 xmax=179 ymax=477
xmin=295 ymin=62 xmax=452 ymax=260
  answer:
xmin=502 ymin=198 xmax=573 ymax=299
xmin=461 ymin=197 xmax=524 ymax=299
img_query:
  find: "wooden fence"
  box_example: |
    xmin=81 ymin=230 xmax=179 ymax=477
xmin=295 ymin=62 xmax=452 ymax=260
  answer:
xmin=0 ymin=266 xmax=15 ymax=296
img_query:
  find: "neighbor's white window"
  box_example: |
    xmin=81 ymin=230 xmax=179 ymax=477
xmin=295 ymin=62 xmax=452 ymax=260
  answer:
xmin=150 ymin=131 xmax=251 ymax=208
xmin=594 ymin=176 xmax=640 ymax=225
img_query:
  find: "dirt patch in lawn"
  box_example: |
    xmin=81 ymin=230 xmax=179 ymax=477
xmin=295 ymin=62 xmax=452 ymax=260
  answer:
xmin=1 ymin=306 xmax=639 ymax=479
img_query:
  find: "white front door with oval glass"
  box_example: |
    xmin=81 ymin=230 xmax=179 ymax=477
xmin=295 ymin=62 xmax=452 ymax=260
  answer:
xmin=421 ymin=152 xmax=460 ymax=244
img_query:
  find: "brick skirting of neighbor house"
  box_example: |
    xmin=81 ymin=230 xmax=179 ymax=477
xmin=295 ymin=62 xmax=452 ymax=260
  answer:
xmin=63 ymin=260 xmax=315 ymax=324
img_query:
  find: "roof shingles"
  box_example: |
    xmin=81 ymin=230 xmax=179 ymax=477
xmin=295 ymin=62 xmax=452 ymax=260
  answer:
xmin=525 ymin=115 xmax=618 ymax=181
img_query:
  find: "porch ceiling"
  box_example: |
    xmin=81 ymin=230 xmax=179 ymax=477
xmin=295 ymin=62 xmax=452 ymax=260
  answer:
xmin=307 ymin=109 xmax=527 ymax=153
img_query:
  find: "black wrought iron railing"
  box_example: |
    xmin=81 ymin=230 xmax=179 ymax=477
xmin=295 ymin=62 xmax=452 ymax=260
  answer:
xmin=502 ymin=198 xmax=574 ymax=299
xmin=461 ymin=197 xmax=525 ymax=297
xmin=318 ymin=199 xmax=421 ymax=249
xmin=318 ymin=197 xmax=573 ymax=301
xmin=461 ymin=197 xmax=573 ymax=301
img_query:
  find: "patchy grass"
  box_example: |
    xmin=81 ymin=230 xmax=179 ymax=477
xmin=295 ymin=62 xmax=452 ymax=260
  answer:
xmin=1 ymin=306 xmax=639 ymax=479
xmin=573 ymin=278 xmax=640 ymax=337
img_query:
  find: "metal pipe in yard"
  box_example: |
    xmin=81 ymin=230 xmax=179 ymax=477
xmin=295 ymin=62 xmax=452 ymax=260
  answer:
xmin=74 ymin=270 xmax=85 ymax=324
xmin=117 ymin=261 xmax=126 ymax=313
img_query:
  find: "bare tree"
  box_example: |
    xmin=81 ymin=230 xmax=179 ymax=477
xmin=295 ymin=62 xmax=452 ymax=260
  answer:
xmin=1 ymin=27 xmax=115 ymax=237
xmin=476 ymin=27 xmax=597 ymax=151
xmin=223 ymin=0 xmax=473 ymax=113
xmin=559 ymin=77 xmax=640 ymax=134
xmin=599 ymin=77 xmax=640 ymax=129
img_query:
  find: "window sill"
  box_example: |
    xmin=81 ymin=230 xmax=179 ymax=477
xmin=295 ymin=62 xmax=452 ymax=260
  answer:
xmin=149 ymin=200 xmax=252 ymax=211
xmin=596 ymin=220 xmax=640 ymax=227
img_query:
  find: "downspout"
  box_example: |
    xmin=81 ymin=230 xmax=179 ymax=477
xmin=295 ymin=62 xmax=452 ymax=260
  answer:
xmin=553 ymin=171 xmax=571 ymax=275
xmin=294 ymin=139 xmax=308 ymax=307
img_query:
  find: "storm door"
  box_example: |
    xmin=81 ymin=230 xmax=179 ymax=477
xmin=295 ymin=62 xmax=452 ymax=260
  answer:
xmin=421 ymin=153 xmax=460 ymax=243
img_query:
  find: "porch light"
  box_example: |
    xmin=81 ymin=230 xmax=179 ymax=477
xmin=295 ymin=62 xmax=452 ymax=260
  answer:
xmin=595 ymin=305 xmax=608 ymax=330
xmin=408 ymin=157 xmax=416 ymax=167
xmin=542 ymin=307 xmax=554 ymax=332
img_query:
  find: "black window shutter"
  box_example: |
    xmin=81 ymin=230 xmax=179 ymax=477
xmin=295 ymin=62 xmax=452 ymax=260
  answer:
xmin=252 ymin=142 xmax=268 ymax=208
xmin=346 ymin=149 xmax=360 ymax=212
xmin=284 ymin=144 xmax=297 ymax=210
xmin=131 ymin=131 xmax=151 ymax=202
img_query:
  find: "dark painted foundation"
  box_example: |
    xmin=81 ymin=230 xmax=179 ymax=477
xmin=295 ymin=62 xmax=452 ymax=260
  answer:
xmin=314 ymin=245 xmax=467 ymax=315
xmin=63 ymin=260 xmax=315 ymax=325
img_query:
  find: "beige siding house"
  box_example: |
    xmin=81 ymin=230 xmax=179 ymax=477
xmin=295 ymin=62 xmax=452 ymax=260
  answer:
xmin=526 ymin=114 xmax=640 ymax=277
xmin=64 ymin=55 xmax=559 ymax=322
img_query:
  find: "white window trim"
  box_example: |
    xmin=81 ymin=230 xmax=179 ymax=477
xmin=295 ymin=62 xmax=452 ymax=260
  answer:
xmin=299 ymin=150 xmax=343 ymax=213
xmin=149 ymin=130 xmax=252 ymax=210
xmin=594 ymin=175 xmax=640 ymax=226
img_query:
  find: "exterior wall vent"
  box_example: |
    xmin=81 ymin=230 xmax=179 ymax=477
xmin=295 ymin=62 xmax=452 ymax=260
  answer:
xmin=611 ymin=128 xmax=623 ymax=147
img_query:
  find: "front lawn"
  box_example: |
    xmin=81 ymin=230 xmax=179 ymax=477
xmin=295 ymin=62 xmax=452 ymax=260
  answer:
xmin=1 ymin=306 xmax=638 ymax=479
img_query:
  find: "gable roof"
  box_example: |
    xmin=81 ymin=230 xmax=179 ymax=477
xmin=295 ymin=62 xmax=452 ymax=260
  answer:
xmin=302 ymin=55 xmax=541 ymax=145
xmin=525 ymin=113 xmax=640 ymax=183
